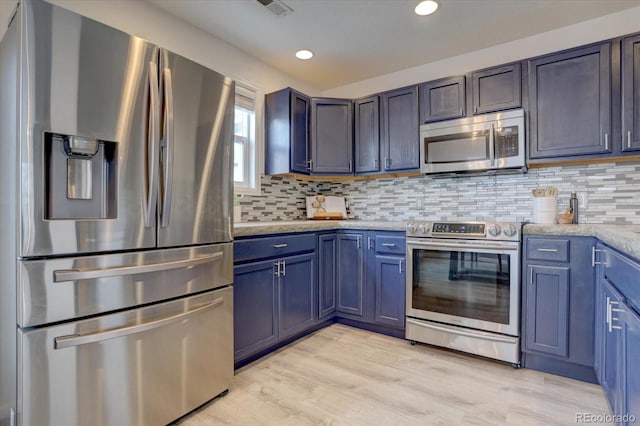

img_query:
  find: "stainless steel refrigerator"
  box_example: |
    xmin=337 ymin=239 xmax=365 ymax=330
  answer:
xmin=0 ymin=1 xmax=235 ymax=425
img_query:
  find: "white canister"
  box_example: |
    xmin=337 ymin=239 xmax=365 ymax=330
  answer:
xmin=533 ymin=196 xmax=557 ymax=224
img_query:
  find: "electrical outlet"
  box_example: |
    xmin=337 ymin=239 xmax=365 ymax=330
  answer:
xmin=578 ymin=192 xmax=587 ymax=210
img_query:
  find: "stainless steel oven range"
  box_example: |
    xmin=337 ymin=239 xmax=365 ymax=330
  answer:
xmin=405 ymin=221 xmax=522 ymax=365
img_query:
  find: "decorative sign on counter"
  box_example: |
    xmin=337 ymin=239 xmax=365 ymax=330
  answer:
xmin=305 ymin=195 xmax=347 ymax=220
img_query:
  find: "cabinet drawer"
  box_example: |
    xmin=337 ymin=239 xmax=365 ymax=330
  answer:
xmin=234 ymin=234 xmax=315 ymax=263
xmin=603 ymin=248 xmax=640 ymax=313
xmin=526 ymin=238 xmax=570 ymax=262
xmin=375 ymin=235 xmax=406 ymax=255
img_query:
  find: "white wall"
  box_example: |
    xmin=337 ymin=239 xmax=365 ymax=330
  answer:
xmin=0 ymin=1 xmax=17 ymax=41
xmin=323 ymin=5 xmax=640 ymax=98
xmin=45 ymin=0 xmax=319 ymax=96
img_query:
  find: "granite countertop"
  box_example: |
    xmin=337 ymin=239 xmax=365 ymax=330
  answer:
xmin=234 ymin=220 xmax=640 ymax=260
xmin=233 ymin=220 xmax=407 ymax=237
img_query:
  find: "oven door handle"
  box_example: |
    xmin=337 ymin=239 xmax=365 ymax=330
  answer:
xmin=406 ymin=240 xmax=519 ymax=252
xmin=406 ymin=318 xmax=517 ymax=344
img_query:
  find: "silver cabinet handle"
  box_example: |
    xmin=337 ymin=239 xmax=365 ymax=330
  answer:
xmin=160 ymin=60 xmax=174 ymax=228
xmin=604 ymin=133 xmax=609 ymax=151
xmin=382 ymin=243 xmax=397 ymax=247
xmin=628 ymin=130 xmax=633 ymax=149
xmin=367 ymin=237 xmax=373 ymax=250
xmin=399 ymin=260 xmax=404 ymax=275
xmin=281 ymin=260 xmax=286 ymax=276
xmin=529 ymin=266 xmax=533 ymax=285
xmin=348 ymin=159 xmax=352 ymax=172
xmin=274 ymin=261 xmax=280 ymax=277
xmin=145 ymin=59 xmax=160 ymax=228
xmin=374 ymin=158 xmax=378 ymax=169
xmin=385 ymin=157 xmax=391 ymax=169
xmin=273 ymin=243 xmax=288 ymax=248
xmin=54 ymin=252 xmax=222 ymax=282
xmin=537 ymin=248 xmax=558 ymax=252
xmin=54 ymin=297 xmax=224 ymax=349
xmin=307 ymin=159 xmax=313 ymax=170
xmin=592 ymin=247 xmax=604 ymax=267
xmin=474 ymin=105 xmax=478 ymax=113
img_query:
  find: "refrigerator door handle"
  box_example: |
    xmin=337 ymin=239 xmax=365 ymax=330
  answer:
xmin=53 ymin=252 xmax=223 ymax=282
xmin=145 ymin=60 xmax=161 ymax=227
xmin=160 ymin=62 xmax=174 ymax=228
xmin=54 ymin=297 xmax=225 ymax=349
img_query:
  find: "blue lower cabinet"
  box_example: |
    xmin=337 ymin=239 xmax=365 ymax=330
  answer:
xmin=233 ymin=259 xmax=279 ymax=361
xmin=624 ymin=308 xmax=640 ymax=423
xmin=373 ymin=254 xmax=405 ymax=327
xmin=336 ymin=233 xmax=366 ymax=317
xmin=278 ymin=253 xmax=317 ymax=340
xmin=318 ymin=234 xmax=337 ymax=319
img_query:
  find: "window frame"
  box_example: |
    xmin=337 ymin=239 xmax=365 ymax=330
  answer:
xmin=233 ymin=81 xmax=263 ymax=196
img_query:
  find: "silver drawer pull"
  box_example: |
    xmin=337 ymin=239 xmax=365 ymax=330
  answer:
xmin=382 ymin=243 xmax=397 ymax=247
xmin=537 ymin=248 xmax=558 ymax=252
xmin=273 ymin=244 xmax=288 ymax=248
xmin=54 ymin=297 xmax=224 ymax=349
xmin=54 ymin=252 xmax=222 ymax=282
xmin=611 ymin=325 xmax=623 ymax=330
xmin=611 ymin=308 xmax=625 ymax=313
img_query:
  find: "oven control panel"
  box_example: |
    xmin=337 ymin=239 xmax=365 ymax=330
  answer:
xmin=406 ymin=221 xmax=520 ymax=241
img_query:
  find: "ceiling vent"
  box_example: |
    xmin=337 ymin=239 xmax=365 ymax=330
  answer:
xmin=256 ymin=0 xmax=293 ymax=17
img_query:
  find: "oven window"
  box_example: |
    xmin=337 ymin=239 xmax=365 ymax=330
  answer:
xmin=411 ymin=249 xmax=510 ymax=324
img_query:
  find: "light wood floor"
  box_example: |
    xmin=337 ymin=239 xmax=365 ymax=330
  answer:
xmin=178 ymin=324 xmax=611 ymax=425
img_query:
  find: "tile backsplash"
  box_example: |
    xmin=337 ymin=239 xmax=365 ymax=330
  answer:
xmin=239 ymin=162 xmax=640 ymax=224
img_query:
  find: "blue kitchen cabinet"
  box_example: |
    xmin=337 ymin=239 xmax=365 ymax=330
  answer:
xmin=622 ymin=34 xmax=640 ymax=152
xmin=381 ymin=86 xmax=420 ymax=171
xmin=525 ymin=265 xmax=570 ymax=357
xmin=336 ymin=233 xmax=366 ymax=317
xmin=310 ymin=98 xmax=354 ymax=174
xmin=318 ymin=234 xmax=337 ymax=319
xmin=522 ymin=236 xmax=597 ymax=382
xmin=354 ymin=96 xmax=380 ymax=174
xmin=595 ymin=243 xmax=640 ymax=424
xmin=265 ymin=88 xmax=311 ymax=174
xmin=527 ymin=43 xmax=612 ymax=161
xmin=471 ymin=63 xmax=522 ymax=114
xmin=233 ymin=259 xmax=279 ymax=361
xmin=233 ymin=233 xmax=317 ymax=365
xmin=278 ymin=252 xmax=317 ymax=340
xmin=419 ymin=76 xmax=466 ymax=123
xmin=373 ymin=254 xmax=405 ymax=327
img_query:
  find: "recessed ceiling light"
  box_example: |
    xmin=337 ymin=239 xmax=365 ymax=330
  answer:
xmin=296 ymin=49 xmax=313 ymax=60
xmin=415 ymin=0 xmax=438 ymax=16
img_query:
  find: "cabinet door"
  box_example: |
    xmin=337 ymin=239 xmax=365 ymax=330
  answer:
xmin=336 ymin=233 xmax=365 ymax=316
xmin=419 ymin=76 xmax=466 ymax=123
xmin=278 ymin=253 xmax=316 ymax=340
xmin=318 ymin=234 xmax=337 ymax=319
xmin=381 ymin=87 xmax=419 ymax=171
xmin=622 ymin=34 xmax=640 ymax=152
xmin=291 ymin=90 xmax=311 ymax=173
xmin=528 ymin=43 xmax=611 ymax=160
xmin=472 ymin=63 xmax=521 ymax=114
xmin=233 ymin=259 xmax=278 ymax=361
xmin=311 ymin=98 xmax=353 ymax=174
xmin=601 ymin=279 xmax=625 ymax=417
xmin=624 ymin=306 xmax=640 ymax=422
xmin=354 ymin=96 xmax=380 ymax=173
xmin=525 ymin=265 xmax=570 ymax=357
xmin=373 ymin=254 xmax=405 ymax=328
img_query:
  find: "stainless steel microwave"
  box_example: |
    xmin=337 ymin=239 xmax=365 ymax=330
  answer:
xmin=420 ymin=109 xmax=525 ymax=174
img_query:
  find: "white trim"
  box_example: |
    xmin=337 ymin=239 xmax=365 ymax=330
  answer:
xmin=233 ymin=80 xmax=263 ymax=196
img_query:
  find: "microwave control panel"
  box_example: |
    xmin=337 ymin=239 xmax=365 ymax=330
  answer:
xmin=495 ymin=125 xmax=519 ymax=158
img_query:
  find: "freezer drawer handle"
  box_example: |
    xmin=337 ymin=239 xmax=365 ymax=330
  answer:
xmin=54 ymin=297 xmax=225 ymax=349
xmin=53 ymin=252 xmax=223 ymax=282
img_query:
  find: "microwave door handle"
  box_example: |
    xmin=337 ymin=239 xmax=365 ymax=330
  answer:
xmin=489 ymin=124 xmax=495 ymax=167
xmin=160 ymin=64 xmax=174 ymax=228
xmin=145 ymin=59 xmax=160 ymax=228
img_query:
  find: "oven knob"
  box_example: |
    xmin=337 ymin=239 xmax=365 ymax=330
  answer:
xmin=407 ymin=223 xmax=417 ymax=234
xmin=417 ymin=224 xmax=428 ymax=234
xmin=503 ymin=224 xmax=517 ymax=237
xmin=488 ymin=224 xmax=501 ymax=237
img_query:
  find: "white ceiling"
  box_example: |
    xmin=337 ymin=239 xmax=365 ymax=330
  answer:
xmin=145 ymin=0 xmax=640 ymax=91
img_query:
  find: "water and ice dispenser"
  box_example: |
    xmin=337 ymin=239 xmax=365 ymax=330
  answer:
xmin=44 ymin=132 xmax=117 ymax=219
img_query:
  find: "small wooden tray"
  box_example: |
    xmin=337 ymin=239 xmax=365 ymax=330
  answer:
xmin=312 ymin=212 xmax=344 ymax=220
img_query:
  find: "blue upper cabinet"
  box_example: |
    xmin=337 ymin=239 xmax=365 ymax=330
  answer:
xmin=265 ymin=88 xmax=311 ymax=174
xmin=527 ymin=43 xmax=612 ymax=161
xmin=354 ymin=96 xmax=380 ymax=174
xmin=622 ymin=34 xmax=640 ymax=152
xmin=472 ymin=63 xmax=522 ymax=115
xmin=419 ymin=76 xmax=466 ymax=123
xmin=310 ymin=98 xmax=354 ymax=174
xmin=381 ymin=86 xmax=420 ymax=171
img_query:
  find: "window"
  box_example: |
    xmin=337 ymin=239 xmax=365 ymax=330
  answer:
xmin=234 ymin=82 xmax=261 ymax=194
